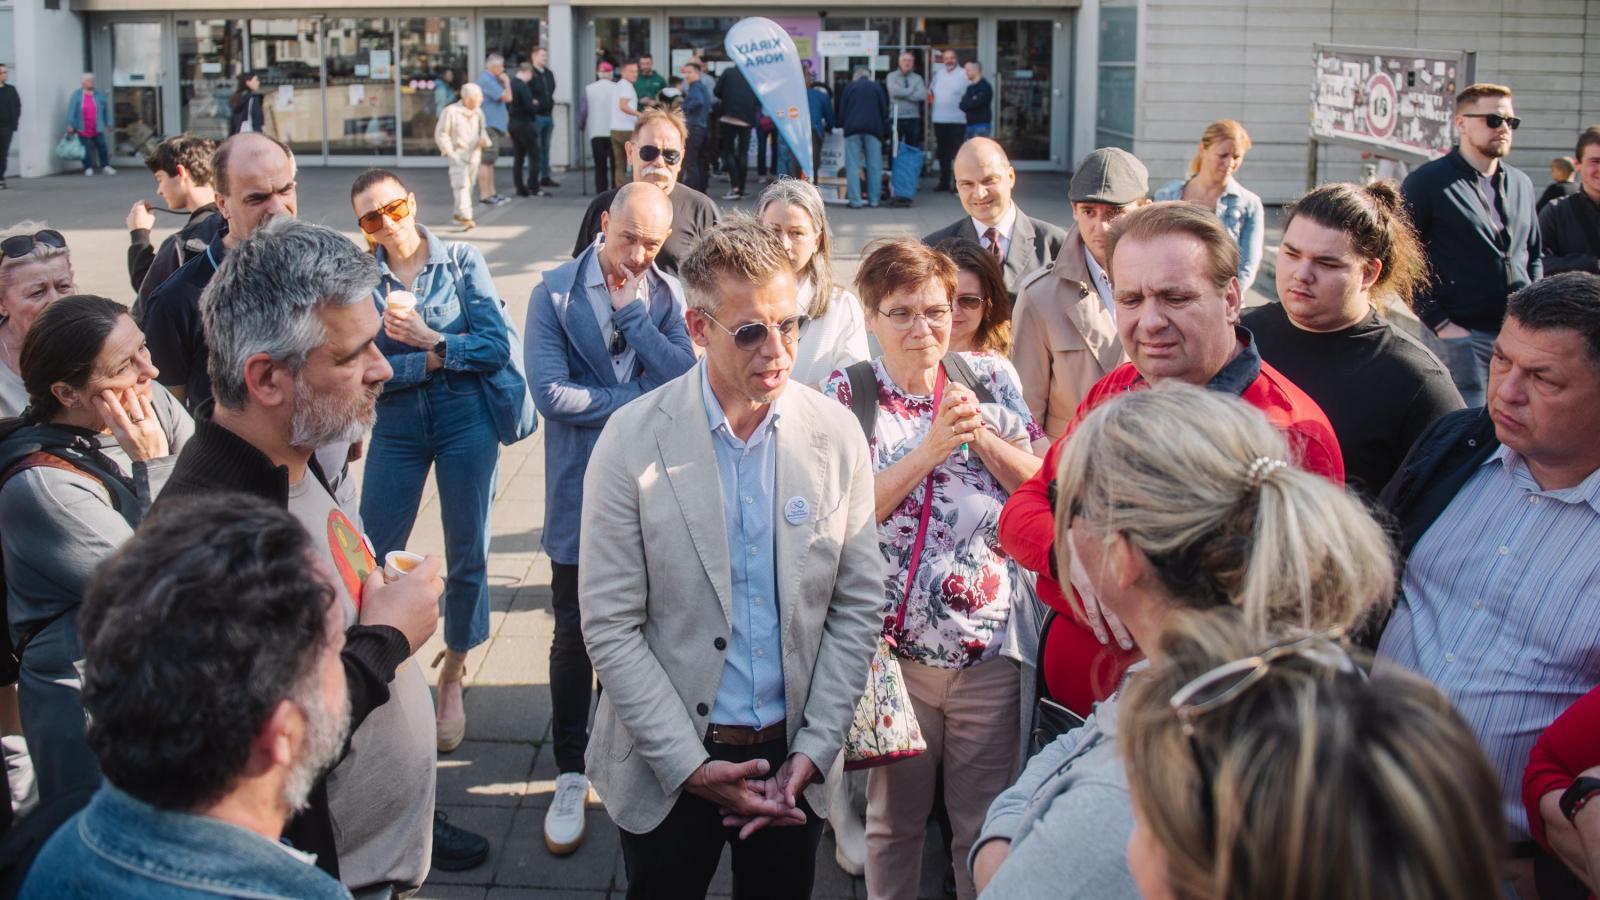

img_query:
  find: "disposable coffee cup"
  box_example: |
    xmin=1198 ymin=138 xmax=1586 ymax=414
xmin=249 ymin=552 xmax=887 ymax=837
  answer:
xmin=383 ymin=550 xmax=425 ymax=583
xmin=386 ymin=291 xmax=418 ymax=320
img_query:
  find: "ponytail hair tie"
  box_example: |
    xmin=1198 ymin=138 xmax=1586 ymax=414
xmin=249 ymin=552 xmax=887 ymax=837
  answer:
xmin=1245 ymin=456 xmax=1288 ymax=489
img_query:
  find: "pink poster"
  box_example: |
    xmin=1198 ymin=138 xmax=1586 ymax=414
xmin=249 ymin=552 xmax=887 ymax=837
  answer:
xmin=766 ymin=16 xmax=822 ymax=83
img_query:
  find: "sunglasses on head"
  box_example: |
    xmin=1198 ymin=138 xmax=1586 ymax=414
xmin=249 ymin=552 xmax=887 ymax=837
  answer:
xmin=0 ymin=229 xmax=67 ymax=261
xmin=357 ymin=197 xmax=413 ymax=234
xmin=703 ymin=313 xmax=808 ymax=350
xmin=1461 ymin=113 xmax=1521 ymax=131
xmin=637 ymin=144 xmax=682 ymax=166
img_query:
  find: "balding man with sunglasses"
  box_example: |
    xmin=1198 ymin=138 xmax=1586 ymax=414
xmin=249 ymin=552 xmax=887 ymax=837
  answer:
xmin=528 ymin=180 xmax=697 ymax=857
xmin=578 ymin=218 xmax=880 ymax=899
xmin=572 ymin=107 xmax=720 ymax=277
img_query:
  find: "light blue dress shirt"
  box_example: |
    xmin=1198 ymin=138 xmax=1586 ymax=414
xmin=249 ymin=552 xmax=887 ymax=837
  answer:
xmin=1377 ymin=445 xmax=1600 ymax=839
xmin=700 ymin=362 xmax=787 ymax=728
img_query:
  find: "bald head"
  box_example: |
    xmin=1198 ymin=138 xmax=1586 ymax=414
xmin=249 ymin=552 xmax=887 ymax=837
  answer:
xmin=214 ymin=133 xmax=297 ymax=245
xmin=600 ymin=183 xmax=674 ymax=280
xmin=953 ymin=138 xmax=1017 ymax=228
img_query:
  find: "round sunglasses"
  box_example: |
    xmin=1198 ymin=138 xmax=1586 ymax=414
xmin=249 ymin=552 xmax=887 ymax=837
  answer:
xmin=357 ymin=197 xmax=414 ymax=234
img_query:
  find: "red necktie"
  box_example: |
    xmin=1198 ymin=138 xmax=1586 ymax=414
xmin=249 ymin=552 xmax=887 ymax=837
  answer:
xmin=984 ymin=227 xmax=1002 ymax=259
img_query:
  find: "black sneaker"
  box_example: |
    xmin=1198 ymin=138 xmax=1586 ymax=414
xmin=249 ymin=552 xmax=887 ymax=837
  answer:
xmin=432 ymin=811 xmax=490 ymax=871
xmin=540 ymin=177 xmax=561 ymax=188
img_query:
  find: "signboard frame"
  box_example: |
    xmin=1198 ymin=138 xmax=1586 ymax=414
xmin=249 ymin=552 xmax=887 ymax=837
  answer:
xmin=1308 ymin=43 xmax=1476 ymax=163
xmin=817 ymin=30 xmax=880 ymax=58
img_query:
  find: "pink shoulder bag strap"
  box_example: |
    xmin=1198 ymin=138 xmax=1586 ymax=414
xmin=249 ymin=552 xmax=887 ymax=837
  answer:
xmin=887 ymin=366 xmax=947 ymax=647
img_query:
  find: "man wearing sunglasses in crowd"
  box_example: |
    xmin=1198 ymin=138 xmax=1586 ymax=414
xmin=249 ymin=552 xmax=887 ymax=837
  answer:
xmin=528 ymin=181 xmax=697 ymax=858
xmin=572 ymin=107 xmax=720 ymax=277
xmin=1402 ymin=82 xmax=1543 ymax=407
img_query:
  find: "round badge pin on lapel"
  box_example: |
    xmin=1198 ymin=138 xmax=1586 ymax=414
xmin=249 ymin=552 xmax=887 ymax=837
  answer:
xmin=784 ymin=496 xmax=809 ymax=525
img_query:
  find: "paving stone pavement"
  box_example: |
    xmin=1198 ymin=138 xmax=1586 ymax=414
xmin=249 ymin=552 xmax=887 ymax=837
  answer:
xmin=6 ymin=165 xmax=1071 ymax=898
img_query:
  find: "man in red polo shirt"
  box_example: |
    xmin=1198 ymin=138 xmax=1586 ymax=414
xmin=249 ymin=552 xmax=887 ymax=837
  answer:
xmin=998 ymin=201 xmax=1344 ymax=715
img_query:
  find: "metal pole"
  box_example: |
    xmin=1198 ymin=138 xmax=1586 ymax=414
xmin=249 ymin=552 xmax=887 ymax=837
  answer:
xmin=1305 ymin=136 xmax=1318 ymax=191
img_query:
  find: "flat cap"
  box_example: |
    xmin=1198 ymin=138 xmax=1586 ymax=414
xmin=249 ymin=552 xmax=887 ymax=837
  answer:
xmin=1069 ymin=147 xmax=1149 ymax=205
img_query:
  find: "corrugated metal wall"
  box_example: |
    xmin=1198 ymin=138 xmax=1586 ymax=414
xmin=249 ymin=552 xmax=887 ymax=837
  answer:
xmin=1133 ymin=0 xmax=1600 ymax=203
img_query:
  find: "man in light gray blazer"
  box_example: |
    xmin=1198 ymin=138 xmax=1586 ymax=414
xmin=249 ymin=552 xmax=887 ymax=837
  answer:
xmin=922 ymin=137 xmax=1068 ymax=302
xmin=525 ymin=182 xmax=697 ymax=856
xmin=579 ymin=218 xmax=882 ymax=900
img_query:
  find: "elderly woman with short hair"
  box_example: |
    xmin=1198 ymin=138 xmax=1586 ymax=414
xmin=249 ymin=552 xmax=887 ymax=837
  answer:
xmin=0 ymin=223 xmax=77 ymax=416
xmin=820 ymin=237 xmax=1044 ymax=900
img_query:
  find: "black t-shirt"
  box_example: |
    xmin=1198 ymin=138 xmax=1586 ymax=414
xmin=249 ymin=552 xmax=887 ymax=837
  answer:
xmin=142 ymin=235 xmax=224 ymax=412
xmin=571 ymin=183 xmax=720 ymax=276
xmin=1244 ymin=302 xmax=1465 ymax=498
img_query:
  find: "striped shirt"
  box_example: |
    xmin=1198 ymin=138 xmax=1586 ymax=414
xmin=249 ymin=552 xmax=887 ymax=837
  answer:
xmin=1377 ymin=445 xmax=1600 ymax=839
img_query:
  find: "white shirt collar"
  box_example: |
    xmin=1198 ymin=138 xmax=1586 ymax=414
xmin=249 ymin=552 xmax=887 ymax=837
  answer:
xmin=1083 ymin=246 xmax=1115 ymax=315
xmin=971 ymin=203 xmax=1019 ymax=243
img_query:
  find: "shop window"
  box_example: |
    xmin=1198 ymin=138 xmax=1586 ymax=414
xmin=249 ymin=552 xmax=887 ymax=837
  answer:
xmin=178 ymin=19 xmax=246 ymax=141
xmin=1096 ymin=1 xmax=1136 ymax=150
xmin=400 ymin=17 xmax=470 ymax=158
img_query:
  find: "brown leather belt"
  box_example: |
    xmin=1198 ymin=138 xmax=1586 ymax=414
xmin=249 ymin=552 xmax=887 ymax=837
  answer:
xmin=705 ymin=722 xmax=786 ymax=746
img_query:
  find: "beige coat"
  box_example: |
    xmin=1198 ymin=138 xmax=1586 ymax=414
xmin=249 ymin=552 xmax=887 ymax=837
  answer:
xmin=577 ymin=364 xmax=883 ymax=834
xmin=433 ymin=102 xmax=489 ymax=163
xmin=1008 ymin=226 xmax=1127 ymax=441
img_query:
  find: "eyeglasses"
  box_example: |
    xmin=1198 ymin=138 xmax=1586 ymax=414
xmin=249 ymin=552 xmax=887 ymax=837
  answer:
xmin=357 ymin=197 xmax=413 ymax=234
xmin=637 ymin=145 xmax=682 ymax=166
xmin=702 ymin=312 xmax=808 ymax=350
xmin=1461 ymin=113 xmax=1521 ymax=131
xmin=954 ymin=294 xmax=987 ymax=311
xmin=1168 ymin=631 xmax=1361 ymax=737
xmin=0 ymin=229 xmax=67 ymax=260
xmin=879 ymin=305 xmax=952 ymax=331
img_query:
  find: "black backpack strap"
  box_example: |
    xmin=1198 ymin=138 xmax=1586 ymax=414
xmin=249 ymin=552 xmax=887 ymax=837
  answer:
xmin=941 ymin=352 xmax=995 ymax=405
xmin=844 ymin=361 xmax=878 ymax=442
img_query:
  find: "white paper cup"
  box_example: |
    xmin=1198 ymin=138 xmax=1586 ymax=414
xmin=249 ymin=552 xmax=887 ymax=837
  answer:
xmin=386 ymin=291 xmax=418 ymax=320
xmin=383 ymin=550 xmax=426 ymax=583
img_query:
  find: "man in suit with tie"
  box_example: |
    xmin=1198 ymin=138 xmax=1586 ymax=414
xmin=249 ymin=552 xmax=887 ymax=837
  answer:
xmin=578 ymin=217 xmax=883 ymax=900
xmin=922 ymin=137 xmax=1068 ymax=301
xmin=525 ymin=181 xmax=698 ymax=858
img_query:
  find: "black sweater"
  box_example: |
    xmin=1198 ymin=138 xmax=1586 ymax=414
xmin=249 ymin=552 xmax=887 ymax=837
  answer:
xmin=1244 ymin=303 xmax=1465 ymax=498
xmin=1537 ymin=189 xmax=1600 ymax=276
xmin=1401 ymin=149 xmax=1542 ymax=332
xmin=153 ymin=417 xmax=411 ymax=879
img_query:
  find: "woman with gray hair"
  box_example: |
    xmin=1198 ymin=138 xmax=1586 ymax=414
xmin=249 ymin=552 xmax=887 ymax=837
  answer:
xmin=756 ymin=179 xmax=869 ymax=387
xmin=0 ymin=223 xmax=77 ymax=416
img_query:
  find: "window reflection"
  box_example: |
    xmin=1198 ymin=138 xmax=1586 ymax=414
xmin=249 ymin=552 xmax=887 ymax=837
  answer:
xmin=400 ymin=17 xmax=471 ymax=158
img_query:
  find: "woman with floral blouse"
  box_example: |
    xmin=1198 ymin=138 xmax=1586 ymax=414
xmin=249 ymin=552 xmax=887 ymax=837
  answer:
xmin=821 ymin=237 xmax=1047 ymax=900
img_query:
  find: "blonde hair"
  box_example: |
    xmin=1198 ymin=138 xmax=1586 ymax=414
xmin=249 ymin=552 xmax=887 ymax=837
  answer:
xmin=632 ymin=106 xmax=688 ymax=144
xmin=756 ymin=179 xmax=836 ymax=320
xmin=1187 ymin=119 xmax=1252 ymax=178
xmin=1455 ymin=82 xmax=1512 ymax=111
xmin=1122 ymin=610 xmax=1505 ymax=900
xmin=1052 ymin=385 xmax=1393 ymax=636
xmin=0 ymin=220 xmax=73 ymax=309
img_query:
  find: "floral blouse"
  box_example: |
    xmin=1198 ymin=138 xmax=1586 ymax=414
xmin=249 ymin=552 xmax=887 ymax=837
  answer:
xmin=821 ymin=352 xmax=1044 ymax=669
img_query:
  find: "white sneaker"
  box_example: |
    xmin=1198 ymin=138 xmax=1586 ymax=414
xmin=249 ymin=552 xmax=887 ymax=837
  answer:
xmin=83 ymin=169 xmax=94 ymax=176
xmin=101 ymin=165 xmax=117 ymax=175
xmin=544 ymin=772 xmax=589 ymax=855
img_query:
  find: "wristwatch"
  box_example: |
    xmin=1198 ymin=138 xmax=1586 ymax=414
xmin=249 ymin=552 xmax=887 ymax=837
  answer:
xmin=432 ymin=339 xmax=447 ymax=360
xmin=1559 ymin=776 xmax=1600 ymax=823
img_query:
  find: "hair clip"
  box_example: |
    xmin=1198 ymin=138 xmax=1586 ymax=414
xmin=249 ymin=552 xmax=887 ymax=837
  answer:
xmin=1245 ymin=456 xmax=1288 ymax=488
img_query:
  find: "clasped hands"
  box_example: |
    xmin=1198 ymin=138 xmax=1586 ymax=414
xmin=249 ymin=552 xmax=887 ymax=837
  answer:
xmin=684 ymin=752 xmax=817 ymax=840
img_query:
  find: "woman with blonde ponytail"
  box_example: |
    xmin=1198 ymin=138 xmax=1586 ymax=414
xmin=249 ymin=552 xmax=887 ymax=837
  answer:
xmin=971 ymin=384 xmax=1395 ymax=900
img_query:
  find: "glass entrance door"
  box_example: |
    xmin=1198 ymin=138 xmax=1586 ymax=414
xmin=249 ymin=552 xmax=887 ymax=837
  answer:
xmin=995 ymin=20 xmax=1054 ymax=162
xmin=325 ymin=18 xmax=397 ymax=158
xmin=110 ymin=21 xmax=165 ymax=159
xmin=589 ymin=17 xmax=651 ymax=71
xmin=249 ymin=17 xmax=324 ymax=159
xmin=400 ymin=17 xmax=471 ymax=160
xmin=177 ymin=18 xmax=246 ymax=141
xmin=483 ymin=16 xmax=543 ymax=71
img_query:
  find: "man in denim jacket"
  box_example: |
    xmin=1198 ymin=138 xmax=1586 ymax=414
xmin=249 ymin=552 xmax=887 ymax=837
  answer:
xmin=20 ymin=496 xmax=357 ymax=899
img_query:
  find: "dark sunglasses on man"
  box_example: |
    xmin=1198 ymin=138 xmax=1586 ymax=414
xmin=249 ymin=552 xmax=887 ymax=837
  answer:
xmin=0 ymin=229 xmax=68 ymax=260
xmin=1460 ymin=113 xmax=1521 ymax=131
xmin=637 ymin=145 xmax=682 ymax=166
xmin=702 ymin=313 xmax=809 ymax=351
xmin=358 ymin=197 xmax=414 ymax=234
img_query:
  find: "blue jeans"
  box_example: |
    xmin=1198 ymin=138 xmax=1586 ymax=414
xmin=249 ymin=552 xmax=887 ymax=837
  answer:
xmin=1429 ymin=327 xmax=1497 ymax=408
xmin=964 ymin=123 xmax=992 ymax=140
xmin=774 ymin=135 xmax=800 ymax=179
xmin=361 ymin=372 xmax=501 ymax=652
xmin=78 ymin=133 xmax=110 ymax=170
xmin=535 ymin=114 xmax=555 ymax=179
xmin=845 ymin=133 xmax=883 ymax=207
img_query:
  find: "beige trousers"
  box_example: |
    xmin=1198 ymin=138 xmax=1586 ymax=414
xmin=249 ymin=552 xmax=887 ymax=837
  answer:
xmin=447 ymin=156 xmax=479 ymax=221
xmin=864 ymin=655 xmax=1021 ymax=900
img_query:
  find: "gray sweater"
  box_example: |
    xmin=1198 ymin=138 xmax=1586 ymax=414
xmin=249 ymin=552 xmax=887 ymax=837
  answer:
xmin=0 ymin=385 xmax=193 ymax=801
xmin=972 ymin=669 xmax=1143 ymax=899
xmin=885 ymin=70 xmax=928 ymax=120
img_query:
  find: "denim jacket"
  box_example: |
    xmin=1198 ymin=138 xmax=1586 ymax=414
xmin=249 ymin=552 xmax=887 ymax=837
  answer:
xmin=1153 ymin=176 xmax=1266 ymax=291
xmin=20 ymin=783 xmax=352 ymax=899
xmin=372 ymin=225 xmax=512 ymax=392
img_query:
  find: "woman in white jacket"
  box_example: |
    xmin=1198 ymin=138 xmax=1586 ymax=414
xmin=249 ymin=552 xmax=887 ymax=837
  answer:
xmin=434 ymin=83 xmax=491 ymax=230
xmin=757 ymin=178 xmax=870 ymax=388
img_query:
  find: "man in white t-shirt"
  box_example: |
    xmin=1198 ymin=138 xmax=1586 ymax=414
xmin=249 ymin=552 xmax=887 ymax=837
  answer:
xmin=610 ymin=60 xmax=641 ymax=188
xmin=582 ymin=62 xmax=618 ymax=192
xmin=929 ymin=49 xmax=969 ymax=192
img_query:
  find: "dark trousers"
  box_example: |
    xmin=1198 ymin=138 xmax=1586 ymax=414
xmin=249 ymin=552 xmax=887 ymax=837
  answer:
xmin=535 ymin=114 xmax=555 ymax=179
xmin=812 ymin=132 xmax=823 ymax=179
xmin=756 ymin=123 xmax=776 ymax=176
xmin=619 ymin=737 xmax=824 ymax=900
xmin=508 ymin=120 xmax=540 ymax=194
xmin=549 ymin=561 xmax=594 ymax=774
xmin=591 ymin=136 xmax=613 ymax=193
xmin=896 ymin=117 xmax=923 ymax=149
xmin=722 ymin=124 xmax=751 ymax=193
xmin=933 ymin=122 xmax=965 ymax=189
xmin=0 ymin=127 xmax=13 ymax=181
xmin=684 ymin=124 xmax=710 ymax=192
xmin=78 ymin=133 xmax=110 ymax=171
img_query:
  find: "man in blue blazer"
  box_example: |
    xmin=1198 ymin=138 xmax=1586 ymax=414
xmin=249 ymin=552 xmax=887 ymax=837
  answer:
xmin=525 ymin=182 xmax=697 ymax=857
